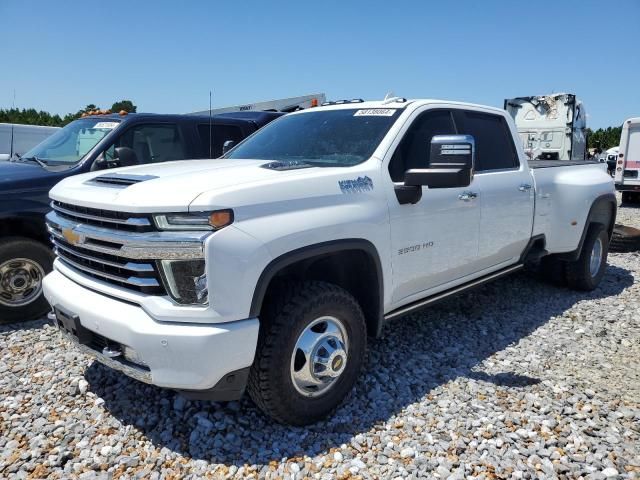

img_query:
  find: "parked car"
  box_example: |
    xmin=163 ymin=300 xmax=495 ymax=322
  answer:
xmin=0 ymin=123 xmax=60 ymax=160
xmin=43 ymin=98 xmax=615 ymax=425
xmin=614 ymin=117 xmax=640 ymax=203
xmin=0 ymin=111 xmax=282 ymax=322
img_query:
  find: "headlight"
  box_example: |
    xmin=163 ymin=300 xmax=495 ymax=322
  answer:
xmin=153 ymin=209 xmax=233 ymax=231
xmin=158 ymin=259 xmax=208 ymax=305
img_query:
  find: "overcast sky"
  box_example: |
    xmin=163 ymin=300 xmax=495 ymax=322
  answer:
xmin=1 ymin=0 xmax=638 ymax=129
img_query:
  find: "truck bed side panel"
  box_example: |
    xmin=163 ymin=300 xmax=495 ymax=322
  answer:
xmin=531 ymin=163 xmax=614 ymax=253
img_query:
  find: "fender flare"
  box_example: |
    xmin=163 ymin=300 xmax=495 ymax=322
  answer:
xmin=557 ymin=193 xmax=617 ymax=261
xmin=249 ymin=239 xmax=385 ymax=336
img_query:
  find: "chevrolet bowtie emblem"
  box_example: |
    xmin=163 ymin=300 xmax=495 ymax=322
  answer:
xmin=62 ymin=227 xmax=83 ymax=246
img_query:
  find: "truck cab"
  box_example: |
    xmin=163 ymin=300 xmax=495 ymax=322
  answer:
xmin=0 ymin=111 xmax=282 ymax=322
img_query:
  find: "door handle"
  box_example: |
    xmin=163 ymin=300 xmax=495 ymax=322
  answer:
xmin=519 ymin=183 xmax=532 ymax=192
xmin=458 ymin=191 xmax=478 ymax=201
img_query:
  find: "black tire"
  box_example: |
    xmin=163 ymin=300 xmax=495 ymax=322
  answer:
xmin=565 ymin=225 xmax=609 ymax=291
xmin=248 ymin=281 xmax=367 ymax=425
xmin=0 ymin=237 xmax=54 ymax=324
xmin=610 ymin=224 xmax=640 ymax=253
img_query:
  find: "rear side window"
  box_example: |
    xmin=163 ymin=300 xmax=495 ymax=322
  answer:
xmin=457 ymin=111 xmax=519 ymax=171
xmin=198 ymin=124 xmax=244 ymax=158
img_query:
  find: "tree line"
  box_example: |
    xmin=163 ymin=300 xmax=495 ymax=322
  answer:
xmin=0 ymin=100 xmax=137 ymax=127
xmin=586 ymin=126 xmax=622 ymax=151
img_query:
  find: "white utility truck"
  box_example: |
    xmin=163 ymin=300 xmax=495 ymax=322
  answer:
xmin=43 ymin=98 xmax=615 ymax=425
xmin=614 ymin=117 xmax=640 ymax=203
xmin=504 ymin=93 xmax=587 ymax=161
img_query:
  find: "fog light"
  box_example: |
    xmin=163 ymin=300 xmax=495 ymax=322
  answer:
xmin=158 ymin=259 xmax=208 ymax=305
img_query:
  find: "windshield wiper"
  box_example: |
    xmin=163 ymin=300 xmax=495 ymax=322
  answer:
xmin=19 ymin=156 xmax=49 ymax=168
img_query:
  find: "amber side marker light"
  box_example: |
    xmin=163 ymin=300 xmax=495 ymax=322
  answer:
xmin=209 ymin=210 xmax=234 ymax=229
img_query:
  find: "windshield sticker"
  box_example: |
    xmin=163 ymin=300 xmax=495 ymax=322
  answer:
xmin=354 ymin=109 xmax=396 ymax=117
xmin=92 ymin=122 xmax=119 ymax=129
xmin=339 ymin=176 xmax=373 ymax=194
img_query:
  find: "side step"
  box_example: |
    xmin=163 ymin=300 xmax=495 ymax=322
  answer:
xmin=384 ymin=264 xmax=523 ymax=321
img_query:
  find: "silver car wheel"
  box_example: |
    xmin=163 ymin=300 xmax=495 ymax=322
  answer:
xmin=0 ymin=258 xmax=45 ymax=307
xmin=290 ymin=315 xmax=349 ymax=397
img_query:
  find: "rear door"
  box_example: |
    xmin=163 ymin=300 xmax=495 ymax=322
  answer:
xmin=453 ymin=109 xmax=534 ymax=270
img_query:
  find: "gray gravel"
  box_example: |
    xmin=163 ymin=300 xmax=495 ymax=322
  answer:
xmin=2 ymin=218 xmax=639 ymax=478
xmin=617 ymin=192 xmax=640 ymax=229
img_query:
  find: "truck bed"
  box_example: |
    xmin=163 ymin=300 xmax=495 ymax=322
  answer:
xmin=529 ymin=159 xmax=600 ymax=169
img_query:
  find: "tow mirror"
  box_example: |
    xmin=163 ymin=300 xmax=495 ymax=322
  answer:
xmin=114 ymin=147 xmax=139 ymax=167
xmin=395 ymin=135 xmax=475 ymax=204
xmin=222 ymin=140 xmax=236 ymax=155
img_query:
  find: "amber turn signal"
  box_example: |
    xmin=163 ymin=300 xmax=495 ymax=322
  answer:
xmin=209 ymin=210 xmax=234 ymax=229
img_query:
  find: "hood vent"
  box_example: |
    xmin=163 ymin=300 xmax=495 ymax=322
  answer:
xmin=89 ymin=173 xmax=158 ymax=188
xmin=261 ymin=160 xmax=314 ymax=171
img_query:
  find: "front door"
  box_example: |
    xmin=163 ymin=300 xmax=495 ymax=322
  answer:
xmin=386 ymin=108 xmax=481 ymax=305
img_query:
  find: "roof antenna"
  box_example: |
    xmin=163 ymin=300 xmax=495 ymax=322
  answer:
xmin=9 ymin=89 xmax=16 ymax=160
xmin=384 ymin=91 xmax=395 ymax=101
xmin=209 ymin=90 xmax=213 ymax=159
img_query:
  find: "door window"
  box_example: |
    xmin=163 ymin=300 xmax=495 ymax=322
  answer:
xmin=197 ymin=124 xmax=244 ymax=158
xmin=388 ymin=110 xmax=456 ymax=181
xmin=456 ymin=111 xmax=519 ymax=172
xmin=110 ymin=124 xmax=186 ymax=164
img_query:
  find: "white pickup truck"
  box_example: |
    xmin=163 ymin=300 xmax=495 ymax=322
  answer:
xmin=43 ymin=98 xmax=616 ymax=425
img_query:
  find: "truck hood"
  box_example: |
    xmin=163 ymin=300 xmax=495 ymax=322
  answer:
xmin=49 ymin=159 xmax=332 ymax=212
xmin=0 ymin=160 xmax=66 ymax=194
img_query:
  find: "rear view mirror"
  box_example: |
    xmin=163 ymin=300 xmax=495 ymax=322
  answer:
xmin=405 ymin=135 xmax=474 ymax=188
xmin=222 ymin=140 xmax=236 ymax=155
xmin=114 ymin=147 xmax=139 ymax=167
xmin=394 ymin=135 xmax=475 ymax=204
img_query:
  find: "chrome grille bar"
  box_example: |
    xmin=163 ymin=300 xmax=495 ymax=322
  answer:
xmin=55 ymin=254 xmax=160 ymax=288
xmin=52 ymin=201 xmax=151 ymax=227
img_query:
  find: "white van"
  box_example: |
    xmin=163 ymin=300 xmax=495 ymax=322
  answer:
xmin=0 ymin=123 xmax=60 ymax=160
xmin=615 ymin=117 xmax=640 ymax=203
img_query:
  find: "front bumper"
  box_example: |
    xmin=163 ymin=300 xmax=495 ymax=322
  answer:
xmin=43 ymin=270 xmax=259 ymax=396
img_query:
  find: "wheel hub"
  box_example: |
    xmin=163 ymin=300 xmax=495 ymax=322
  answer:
xmin=0 ymin=259 xmax=45 ymax=307
xmin=290 ymin=316 xmax=349 ymax=397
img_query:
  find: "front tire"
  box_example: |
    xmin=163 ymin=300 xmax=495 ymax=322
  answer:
xmin=565 ymin=224 xmax=609 ymax=291
xmin=248 ymin=281 xmax=367 ymax=425
xmin=0 ymin=238 xmax=53 ymax=324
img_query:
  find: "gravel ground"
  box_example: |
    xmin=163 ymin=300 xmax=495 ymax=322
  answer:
xmin=617 ymin=192 xmax=640 ymax=229
xmin=1 ymin=205 xmax=638 ymax=479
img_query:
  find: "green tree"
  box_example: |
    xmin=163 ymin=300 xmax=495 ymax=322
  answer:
xmin=111 ymin=100 xmax=137 ymax=113
xmin=587 ymin=125 xmax=622 ymax=151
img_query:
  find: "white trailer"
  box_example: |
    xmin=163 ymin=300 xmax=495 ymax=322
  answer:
xmin=190 ymin=93 xmax=326 ymax=116
xmin=504 ymin=93 xmax=587 ymax=161
xmin=615 ymin=117 xmax=640 ymax=203
xmin=0 ymin=123 xmax=60 ymax=160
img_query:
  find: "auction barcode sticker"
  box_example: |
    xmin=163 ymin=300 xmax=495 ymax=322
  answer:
xmin=93 ymin=122 xmax=119 ymax=129
xmin=354 ymin=109 xmax=396 ymax=116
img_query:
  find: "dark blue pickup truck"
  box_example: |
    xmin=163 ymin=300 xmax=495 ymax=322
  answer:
xmin=0 ymin=111 xmax=282 ymax=322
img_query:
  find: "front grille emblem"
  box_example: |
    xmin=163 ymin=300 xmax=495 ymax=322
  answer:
xmin=62 ymin=226 xmax=84 ymax=246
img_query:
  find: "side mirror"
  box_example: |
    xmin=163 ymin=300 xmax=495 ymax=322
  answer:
xmin=394 ymin=135 xmax=475 ymax=204
xmin=222 ymin=140 xmax=236 ymax=155
xmin=114 ymin=146 xmax=139 ymax=167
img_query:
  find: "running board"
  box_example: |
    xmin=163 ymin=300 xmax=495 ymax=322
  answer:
xmin=384 ymin=264 xmax=523 ymax=321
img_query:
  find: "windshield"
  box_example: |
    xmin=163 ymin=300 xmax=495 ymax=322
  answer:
xmin=225 ymin=108 xmax=402 ymax=166
xmin=20 ymin=117 xmax=121 ymax=165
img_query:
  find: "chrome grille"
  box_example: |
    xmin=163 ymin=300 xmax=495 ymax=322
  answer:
xmin=51 ymin=201 xmax=153 ymax=232
xmin=46 ymin=207 xmax=207 ymax=296
xmin=52 ymin=237 xmax=163 ymax=293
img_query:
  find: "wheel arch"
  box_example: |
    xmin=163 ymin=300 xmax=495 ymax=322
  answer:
xmin=557 ymin=193 xmax=617 ymax=261
xmin=249 ymin=239 xmax=385 ymax=337
xmin=0 ymin=214 xmax=49 ymax=245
